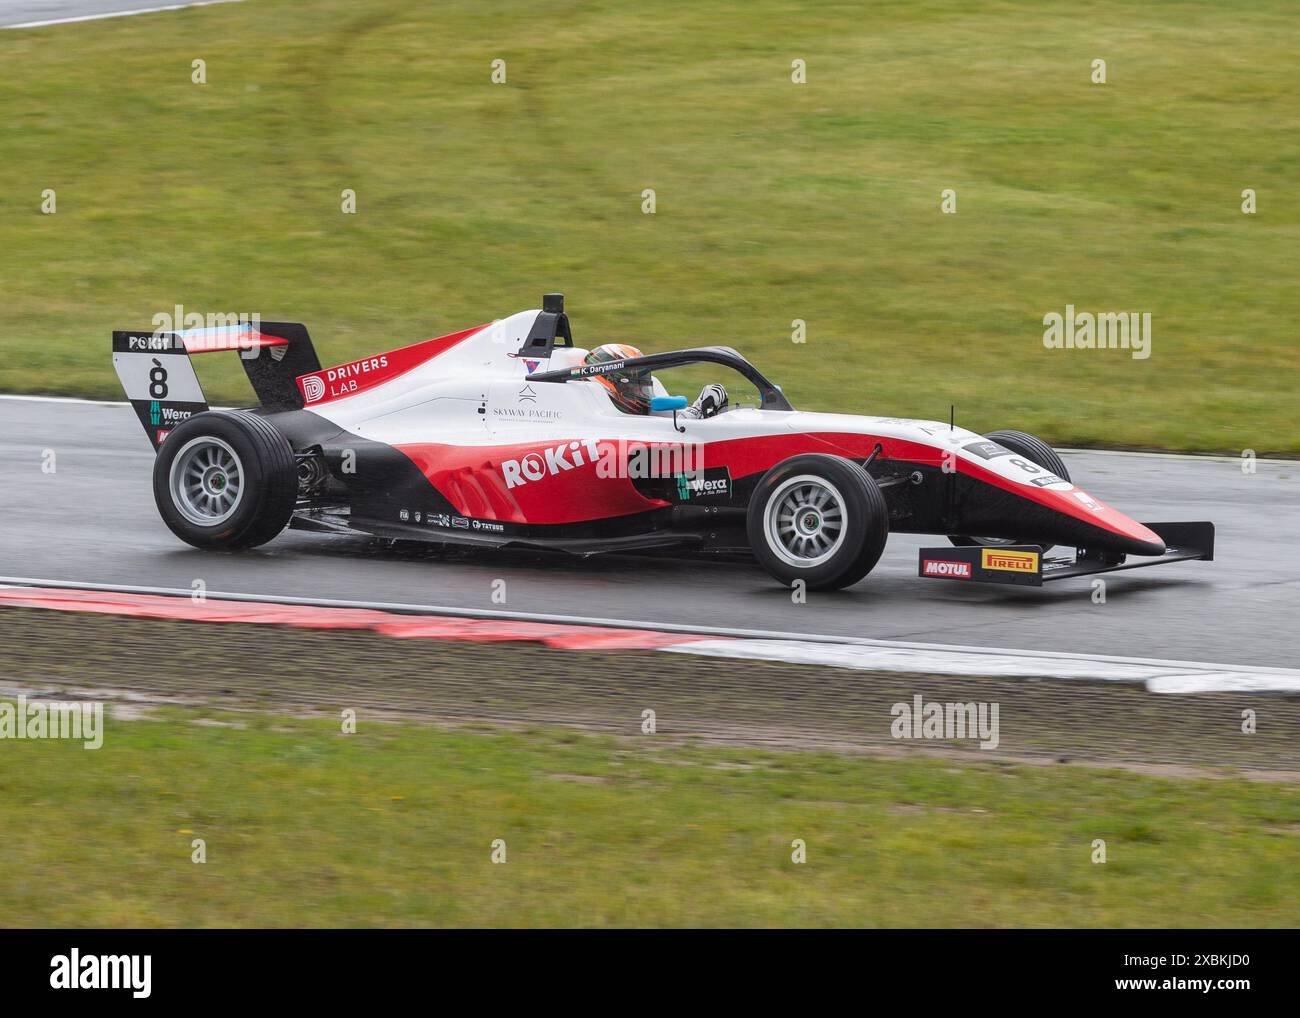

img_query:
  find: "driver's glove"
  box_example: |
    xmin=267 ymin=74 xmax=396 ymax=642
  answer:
xmin=683 ymin=383 xmax=728 ymax=419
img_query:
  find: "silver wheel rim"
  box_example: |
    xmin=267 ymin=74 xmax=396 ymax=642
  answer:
xmin=763 ymin=474 xmax=848 ymax=568
xmin=169 ymin=437 xmax=245 ymax=527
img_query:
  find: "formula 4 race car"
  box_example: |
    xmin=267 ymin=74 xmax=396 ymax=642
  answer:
xmin=111 ymin=295 xmax=1213 ymax=590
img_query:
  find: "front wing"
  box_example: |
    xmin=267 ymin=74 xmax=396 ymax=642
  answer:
xmin=918 ymin=521 xmax=1215 ymax=587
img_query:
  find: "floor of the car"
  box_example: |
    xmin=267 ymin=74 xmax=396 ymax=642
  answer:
xmin=335 ymin=513 xmax=707 ymax=557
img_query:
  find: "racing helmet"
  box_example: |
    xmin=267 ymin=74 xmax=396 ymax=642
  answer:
xmin=584 ymin=343 xmax=651 ymax=414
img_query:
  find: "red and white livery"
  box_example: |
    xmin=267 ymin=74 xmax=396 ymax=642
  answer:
xmin=112 ymin=295 xmax=1213 ymax=589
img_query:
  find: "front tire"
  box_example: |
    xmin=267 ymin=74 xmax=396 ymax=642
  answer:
xmin=153 ymin=410 xmax=298 ymax=549
xmin=747 ymin=454 xmax=889 ymax=590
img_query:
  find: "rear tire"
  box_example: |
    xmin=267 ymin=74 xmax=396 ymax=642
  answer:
xmin=948 ymin=429 xmax=1070 ymax=552
xmin=747 ymin=454 xmax=889 ymax=590
xmin=152 ymin=410 xmax=298 ymax=550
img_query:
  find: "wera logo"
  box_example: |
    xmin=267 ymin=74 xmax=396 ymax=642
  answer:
xmin=675 ymin=467 xmax=731 ymax=500
xmin=147 ymin=401 xmax=195 ymax=427
xmin=50 ymin=949 xmax=151 ymax=998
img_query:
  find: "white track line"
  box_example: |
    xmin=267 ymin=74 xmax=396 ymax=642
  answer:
xmin=2 ymin=576 xmax=1296 ymax=694
xmin=0 ymin=394 xmax=129 ymax=407
xmin=662 ymin=641 xmax=1300 ymax=695
xmin=3 ymin=1 xmax=242 ymax=30
xmin=1056 ymin=447 xmax=1281 ymax=465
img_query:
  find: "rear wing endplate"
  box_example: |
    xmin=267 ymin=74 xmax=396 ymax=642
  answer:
xmin=111 ymin=331 xmax=209 ymax=451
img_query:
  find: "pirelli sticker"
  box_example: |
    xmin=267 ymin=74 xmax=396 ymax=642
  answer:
xmin=980 ymin=548 xmax=1040 ymax=573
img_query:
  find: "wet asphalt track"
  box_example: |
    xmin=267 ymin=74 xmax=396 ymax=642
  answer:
xmin=0 ymin=0 xmax=238 ymax=29
xmin=2 ymin=398 xmax=1297 ymax=667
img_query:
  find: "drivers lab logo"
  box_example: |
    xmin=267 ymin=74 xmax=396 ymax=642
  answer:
xmin=301 ymin=376 xmax=326 ymax=403
xmin=981 ymin=549 xmax=1039 ymax=573
xmin=922 ymin=559 xmax=971 ymax=579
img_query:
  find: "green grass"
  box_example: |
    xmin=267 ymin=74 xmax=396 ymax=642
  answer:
xmin=1 ymin=706 xmax=1296 ymax=927
xmin=1 ymin=0 xmax=1297 ymax=451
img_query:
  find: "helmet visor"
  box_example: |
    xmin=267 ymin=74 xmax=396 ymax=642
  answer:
xmin=604 ymin=367 xmax=653 ymax=413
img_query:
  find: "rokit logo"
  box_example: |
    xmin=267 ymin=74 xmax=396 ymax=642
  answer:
xmin=126 ymin=334 xmax=176 ymax=352
xmin=923 ymin=559 xmax=972 ymax=578
xmin=502 ymin=439 xmax=602 ymax=489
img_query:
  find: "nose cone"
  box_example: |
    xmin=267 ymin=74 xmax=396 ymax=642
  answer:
xmin=1036 ymin=484 xmax=1168 ymax=556
xmin=1115 ymin=524 xmax=1166 ymax=557
xmin=1089 ymin=509 xmax=1165 ymax=556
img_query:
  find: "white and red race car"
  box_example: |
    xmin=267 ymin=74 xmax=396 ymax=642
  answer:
xmin=111 ymin=295 xmax=1213 ymax=589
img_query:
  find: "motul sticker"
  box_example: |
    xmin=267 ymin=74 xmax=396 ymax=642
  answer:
xmin=922 ymin=559 xmax=972 ymax=579
xmin=981 ymin=549 xmax=1039 ymax=573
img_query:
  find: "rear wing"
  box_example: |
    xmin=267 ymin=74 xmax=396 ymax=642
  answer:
xmin=111 ymin=322 xmax=321 ymax=450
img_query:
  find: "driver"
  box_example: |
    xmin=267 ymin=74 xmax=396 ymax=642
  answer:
xmin=584 ymin=344 xmax=729 ymax=419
